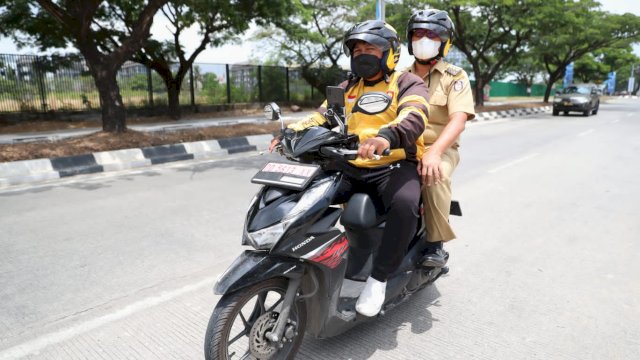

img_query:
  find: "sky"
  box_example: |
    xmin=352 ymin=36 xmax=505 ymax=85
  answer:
xmin=0 ymin=0 xmax=639 ymax=66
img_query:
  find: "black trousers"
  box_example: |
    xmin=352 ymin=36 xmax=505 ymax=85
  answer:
xmin=335 ymin=160 xmax=421 ymax=281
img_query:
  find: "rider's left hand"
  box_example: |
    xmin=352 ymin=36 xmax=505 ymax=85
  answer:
xmin=268 ymin=137 xmax=281 ymax=152
xmin=358 ymin=137 xmax=390 ymax=160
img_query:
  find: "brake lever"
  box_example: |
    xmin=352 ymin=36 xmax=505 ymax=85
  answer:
xmin=276 ymin=143 xmax=286 ymax=156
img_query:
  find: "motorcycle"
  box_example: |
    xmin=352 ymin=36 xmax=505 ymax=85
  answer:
xmin=204 ymin=87 xmax=459 ymax=360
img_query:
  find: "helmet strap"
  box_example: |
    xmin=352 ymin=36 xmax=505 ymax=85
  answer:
xmin=416 ymin=58 xmax=439 ymax=65
xmin=363 ymin=77 xmax=385 ymax=86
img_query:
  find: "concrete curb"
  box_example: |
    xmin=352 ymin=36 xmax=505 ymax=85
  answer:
xmin=0 ymin=108 xmax=550 ymax=188
xmin=472 ymin=105 xmax=551 ymax=122
xmin=0 ymin=134 xmax=271 ymax=188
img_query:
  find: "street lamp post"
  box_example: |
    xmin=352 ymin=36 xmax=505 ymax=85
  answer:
xmin=376 ymin=0 xmax=385 ymax=21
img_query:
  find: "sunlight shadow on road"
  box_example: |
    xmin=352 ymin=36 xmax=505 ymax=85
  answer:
xmin=298 ymin=285 xmax=442 ymax=359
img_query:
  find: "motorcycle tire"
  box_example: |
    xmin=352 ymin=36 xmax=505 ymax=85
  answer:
xmin=204 ymin=278 xmax=307 ymax=360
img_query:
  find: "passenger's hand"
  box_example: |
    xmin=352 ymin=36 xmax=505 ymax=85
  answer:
xmin=418 ymin=149 xmax=443 ymax=186
xmin=268 ymin=136 xmax=281 ymax=152
xmin=358 ymin=137 xmax=390 ymax=160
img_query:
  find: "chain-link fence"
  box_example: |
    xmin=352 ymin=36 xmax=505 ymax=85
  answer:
xmin=0 ymin=54 xmax=334 ymax=114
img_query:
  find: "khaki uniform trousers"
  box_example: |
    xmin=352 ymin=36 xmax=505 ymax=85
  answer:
xmin=422 ymin=147 xmax=460 ymax=242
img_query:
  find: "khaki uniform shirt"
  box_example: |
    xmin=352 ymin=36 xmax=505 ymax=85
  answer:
xmin=405 ymin=60 xmax=475 ymax=147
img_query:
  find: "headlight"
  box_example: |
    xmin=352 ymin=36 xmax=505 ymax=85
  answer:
xmin=245 ymin=220 xmax=290 ymax=250
xmin=283 ymin=179 xmax=333 ymax=221
xmin=570 ymin=97 xmax=588 ymax=104
xmin=245 ymin=179 xmax=333 ymax=250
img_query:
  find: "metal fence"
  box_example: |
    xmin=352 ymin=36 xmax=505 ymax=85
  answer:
xmin=0 ymin=54 xmax=330 ymax=114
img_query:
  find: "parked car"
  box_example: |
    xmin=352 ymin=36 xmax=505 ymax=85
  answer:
xmin=553 ymin=85 xmax=600 ymax=116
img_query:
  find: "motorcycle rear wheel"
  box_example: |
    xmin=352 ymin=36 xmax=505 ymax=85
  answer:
xmin=204 ymin=278 xmax=306 ymax=360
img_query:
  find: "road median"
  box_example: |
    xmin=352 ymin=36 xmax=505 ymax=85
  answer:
xmin=0 ymin=104 xmax=551 ymax=188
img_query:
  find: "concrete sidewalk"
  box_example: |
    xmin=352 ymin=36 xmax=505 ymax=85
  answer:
xmin=0 ymin=105 xmax=551 ymax=188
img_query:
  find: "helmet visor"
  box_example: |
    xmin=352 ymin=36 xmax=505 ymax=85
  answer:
xmin=408 ymin=22 xmax=451 ymax=41
xmin=343 ymin=33 xmax=391 ymax=57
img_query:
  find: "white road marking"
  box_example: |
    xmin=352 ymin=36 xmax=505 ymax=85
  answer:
xmin=577 ymin=129 xmax=594 ymax=137
xmin=0 ymin=276 xmax=219 ymax=360
xmin=488 ymin=153 xmax=540 ymax=174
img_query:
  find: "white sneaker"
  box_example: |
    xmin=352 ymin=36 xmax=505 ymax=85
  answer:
xmin=355 ymin=276 xmax=386 ymax=317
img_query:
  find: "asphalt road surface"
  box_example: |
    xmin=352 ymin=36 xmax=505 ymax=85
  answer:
xmin=1 ymin=99 xmax=639 ymax=359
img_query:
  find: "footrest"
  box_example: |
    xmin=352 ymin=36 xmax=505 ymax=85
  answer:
xmin=419 ymin=251 xmax=449 ymax=268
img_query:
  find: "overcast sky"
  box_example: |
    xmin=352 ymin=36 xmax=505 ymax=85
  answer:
xmin=1 ymin=0 xmax=638 ymax=65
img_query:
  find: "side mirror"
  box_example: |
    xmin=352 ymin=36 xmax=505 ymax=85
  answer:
xmin=325 ymin=86 xmax=347 ymax=134
xmin=326 ymin=86 xmax=345 ymax=108
xmin=352 ymin=92 xmax=392 ymax=115
xmin=264 ymin=102 xmax=281 ymax=121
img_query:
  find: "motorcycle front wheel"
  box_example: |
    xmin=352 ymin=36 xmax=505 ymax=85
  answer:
xmin=204 ymin=278 xmax=307 ymax=360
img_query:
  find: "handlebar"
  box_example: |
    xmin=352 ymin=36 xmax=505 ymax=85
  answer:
xmin=321 ymin=147 xmax=391 ymax=161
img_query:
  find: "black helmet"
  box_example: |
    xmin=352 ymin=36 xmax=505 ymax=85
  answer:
xmin=343 ymin=20 xmax=401 ymax=74
xmin=407 ymin=9 xmax=455 ymax=58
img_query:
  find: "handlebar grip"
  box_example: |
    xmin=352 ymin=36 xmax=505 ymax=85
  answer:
xmin=333 ymin=148 xmax=391 ymax=160
xmin=372 ymin=149 xmax=391 ymax=161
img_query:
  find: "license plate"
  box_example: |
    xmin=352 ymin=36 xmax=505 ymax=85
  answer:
xmin=251 ymin=162 xmax=321 ymax=190
xmin=563 ymin=102 xmax=572 ymax=106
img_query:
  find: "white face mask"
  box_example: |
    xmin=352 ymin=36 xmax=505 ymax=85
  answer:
xmin=412 ymin=38 xmax=441 ymax=60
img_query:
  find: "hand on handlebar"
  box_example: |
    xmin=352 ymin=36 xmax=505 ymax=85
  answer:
xmin=268 ymin=136 xmax=282 ymax=153
xmin=358 ymin=137 xmax=390 ymax=160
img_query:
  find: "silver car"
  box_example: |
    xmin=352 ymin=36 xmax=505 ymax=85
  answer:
xmin=552 ymin=85 xmax=600 ymax=116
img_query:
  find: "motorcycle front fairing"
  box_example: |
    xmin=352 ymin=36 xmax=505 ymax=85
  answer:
xmin=215 ymin=174 xmax=345 ymax=292
xmin=213 ymin=250 xmax=305 ymax=295
xmin=242 ymin=173 xmax=343 ymax=254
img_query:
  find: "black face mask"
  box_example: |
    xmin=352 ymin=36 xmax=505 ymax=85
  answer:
xmin=351 ymin=54 xmax=382 ymax=79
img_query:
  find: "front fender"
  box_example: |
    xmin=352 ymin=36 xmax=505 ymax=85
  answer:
xmin=214 ymin=250 xmax=305 ymax=295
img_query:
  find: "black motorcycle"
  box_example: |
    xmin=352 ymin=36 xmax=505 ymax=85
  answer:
xmin=204 ymin=87 xmax=458 ymax=360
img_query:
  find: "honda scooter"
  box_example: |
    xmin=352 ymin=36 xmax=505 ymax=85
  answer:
xmin=204 ymin=87 xmax=458 ymax=359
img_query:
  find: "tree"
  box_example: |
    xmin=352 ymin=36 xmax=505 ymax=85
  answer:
xmin=257 ymin=0 xmax=363 ymax=95
xmin=533 ymin=1 xmax=640 ymax=102
xmin=0 ymin=0 xmax=168 ymax=132
xmin=573 ymin=54 xmax=609 ymax=84
xmin=594 ymin=46 xmax=640 ymax=94
xmin=121 ymin=0 xmax=297 ymax=120
xmin=599 ymin=46 xmax=640 ymax=74
xmin=201 ymin=72 xmax=227 ymax=104
xmin=501 ymin=53 xmax=545 ymax=91
xmin=385 ymin=0 xmax=542 ymax=106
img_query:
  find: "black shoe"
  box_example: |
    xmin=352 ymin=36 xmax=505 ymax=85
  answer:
xmin=420 ymin=248 xmax=449 ymax=268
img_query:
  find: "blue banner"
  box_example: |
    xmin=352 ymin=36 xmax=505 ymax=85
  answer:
xmin=607 ymin=72 xmax=616 ymax=95
xmin=563 ymin=63 xmax=574 ymax=88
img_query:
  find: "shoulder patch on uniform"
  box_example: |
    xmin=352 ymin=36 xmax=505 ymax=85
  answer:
xmin=453 ymin=80 xmax=464 ymax=92
xmin=445 ymin=66 xmax=462 ymax=77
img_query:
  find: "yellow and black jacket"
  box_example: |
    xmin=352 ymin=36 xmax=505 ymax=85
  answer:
xmin=288 ymin=71 xmax=429 ymax=168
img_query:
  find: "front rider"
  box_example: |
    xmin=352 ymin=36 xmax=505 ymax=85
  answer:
xmin=270 ymin=20 xmax=429 ymax=317
xmin=404 ymin=9 xmax=476 ymax=267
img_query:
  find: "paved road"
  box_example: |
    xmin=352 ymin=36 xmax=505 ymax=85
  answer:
xmin=1 ymin=99 xmax=639 ymax=359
